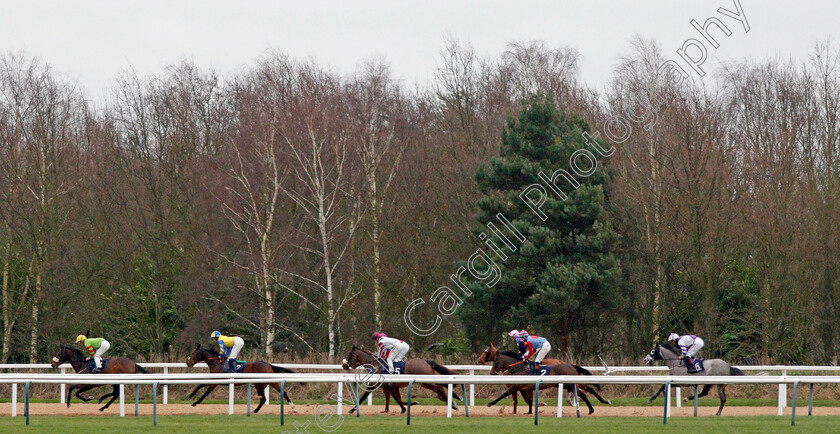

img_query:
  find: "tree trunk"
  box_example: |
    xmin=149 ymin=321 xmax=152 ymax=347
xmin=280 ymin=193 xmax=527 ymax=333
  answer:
xmin=368 ymin=171 xmax=382 ymax=330
xmin=1 ymin=241 xmax=11 ymax=364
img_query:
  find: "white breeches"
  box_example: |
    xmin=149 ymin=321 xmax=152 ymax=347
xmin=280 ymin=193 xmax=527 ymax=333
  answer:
xmin=386 ymin=342 xmax=410 ymax=372
xmin=228 ymin=337 xmax=245 ymax=359
xmin=93 ymin=340 xmax=110 ymax=368
xmin=685 ymin=338 xmax=704 ymax=358
xmin=533 ymin=342 xmax=551 ymax=363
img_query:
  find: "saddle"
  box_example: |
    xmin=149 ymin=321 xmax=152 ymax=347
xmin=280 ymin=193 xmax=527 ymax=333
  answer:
xmin=87 ymin=358 xmax=109 ymax=373
xmin=684 ymin=358 xmax=705 ymax=373
xmin=223 ymin=359 xmax=247 ymax=373
xmin=533 ymin=364 xmax=552 ymax=376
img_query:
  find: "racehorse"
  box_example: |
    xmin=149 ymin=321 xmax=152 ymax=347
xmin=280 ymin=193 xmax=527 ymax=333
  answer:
xmin=185 ymin=345 xmax=296 ymax=413
xmin=50 ymin=344 xmax=149 ymax=411
xmin=643 ymin=342 xmax=744 ymax=416
xmin=487 ymin=351 xmax=612 ymax=415
xmin=341 ymin=346 xmax=460 ymax=414
xmin=476 ymin=342 xmax=535 ymax=414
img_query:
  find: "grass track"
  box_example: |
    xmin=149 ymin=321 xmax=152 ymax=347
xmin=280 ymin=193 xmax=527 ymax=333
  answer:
xmin=2 ymin=415 xmax=840 ymax=433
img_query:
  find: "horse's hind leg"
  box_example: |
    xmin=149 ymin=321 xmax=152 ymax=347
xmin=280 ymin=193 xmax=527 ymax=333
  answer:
xmin=187 ymin=384 xmax=206 ymax=400
xmin=424 ymin=384 xmax=457 ymax=410
xmin=99 ymin=385 xmax=120 ymax=411
xmin=578 ymin=391 xmax=595 ymax=415
xmin=253 ymin=384 xmax=266 ymax=414
xmin=696 ymin=384 xmax=713 ymax=398
xmin=715 ymin=385 xmax=727 ymax=416
xmin=581 ymin=385 xmax=611 ymax=405
xmin=269 ymin=383 xmax=295 ymax=413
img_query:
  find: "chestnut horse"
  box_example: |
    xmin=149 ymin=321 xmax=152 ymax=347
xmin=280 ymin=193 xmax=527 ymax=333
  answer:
xmin=51 ymin=344 xmax=149 ymax=411
xmin=341 ymin=346 xmax=460 ymax=413
xmin=487 ymin=351 xmax=611 ymax=414
xmin=186 ymin=345 xmax=295 ymax=414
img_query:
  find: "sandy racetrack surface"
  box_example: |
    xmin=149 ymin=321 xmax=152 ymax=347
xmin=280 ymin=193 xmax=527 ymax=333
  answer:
xmin=4 ymin=402 xmax=840 ymax=418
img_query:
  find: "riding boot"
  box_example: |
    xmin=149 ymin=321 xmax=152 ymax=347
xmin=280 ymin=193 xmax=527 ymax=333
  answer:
xmin=683 ymin=357 xmax=693 ymax=372
xmin=228 ymin=358 xmax=238 ymax=373
xmin=528 ymin=360 xmax=536 ymax=375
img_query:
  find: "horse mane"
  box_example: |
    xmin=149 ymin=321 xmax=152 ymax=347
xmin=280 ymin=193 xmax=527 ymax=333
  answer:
xmin=200 ymin=345 xmax=220 ymax=357
xmin=500 ymin=350 xmax=520 ymax=359
xmin=661 ymin=342 xmax=680 ymax=354
xmin=65 ymin=346 xmax=85 ymax=359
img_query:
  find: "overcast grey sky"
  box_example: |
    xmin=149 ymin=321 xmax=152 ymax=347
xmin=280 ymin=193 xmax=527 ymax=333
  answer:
xmin=1 ymin=1 xmax=837 ymax=101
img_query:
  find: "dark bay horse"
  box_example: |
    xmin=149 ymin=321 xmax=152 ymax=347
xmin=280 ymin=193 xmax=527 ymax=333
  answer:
xmin=185 ymin=345 xmax=295 ymax=413
xmin=487 ymin=351 xmax=611 ymax=415
xmin=51 ymin=344 xmax=149 ymax=411
xmin=477 ymin=342 xmax=571 ymax=414
xmin=341 ymin=346 xmax=460 ymax=413
xmin=643 ymin=342 xmax=744 ymax=416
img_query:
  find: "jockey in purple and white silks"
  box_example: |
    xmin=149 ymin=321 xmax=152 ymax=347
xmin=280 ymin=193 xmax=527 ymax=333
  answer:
xmin=372 ymin=332 xmax=410 ymax=374
xmin=668 ymin=333 xmax=704 ymax=370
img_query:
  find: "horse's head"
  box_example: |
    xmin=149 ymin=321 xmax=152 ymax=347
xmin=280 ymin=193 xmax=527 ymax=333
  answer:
xmin=186 ymin=344 xmax=202 ymax=367
xmin=51 ymin=345 xmax=67 ymax=368
xmin=643 ymin=343 xmax=662 ymax=365
xmin=477 ymin=342 xmax=498 ymax=365
xmin=342 ymin=345 xmax=364 ymax=370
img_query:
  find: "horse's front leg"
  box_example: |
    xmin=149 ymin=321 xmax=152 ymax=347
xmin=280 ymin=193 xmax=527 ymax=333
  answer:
xmin=192 ymin=384 xmax=218 ymax=406
xmin=486 ymin=386 xmax=516 ymax=407
xmin=648 ymin=384 xmax=665 ymax=403
xmin=187 ymin=384 xmax=206 ymax=400
xmin=75 ymin=384 xmax=95 ymax=402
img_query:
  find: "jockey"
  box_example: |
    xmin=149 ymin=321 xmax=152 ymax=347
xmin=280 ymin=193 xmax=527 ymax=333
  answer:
xmin=668 ymin=333 xmax=704 ymax=370
xmin=372 ymin=332 xmax=410 ymax=374
xmin=211 ymin=331 xmax=245 ymax=373
xmin=515 ymin=331 xmax=551 ymax=374
xmin=75 ymin=335 xmax=110 ymax=373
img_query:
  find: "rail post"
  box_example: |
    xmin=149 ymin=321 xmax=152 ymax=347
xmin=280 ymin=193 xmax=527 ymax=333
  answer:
xmin=25 ymin=381 xmax=30 ymax=426
xmin=446 ymin=382 xmax=453 ymax=418
xmin=247 ymin=383 xmax=251 ymax=416
xmin=676 ymin=387 xmax=681 ymax=407
xmin=135 ymin=384 xmax=139 ymax=416
xmin=280 ymin=381 xmax=285 ymax=426
xmin=778 ymin=369 xmax=787 ymax=415
xmin=406 ymin=380 xmax=414 ymax=425
xmin=337 ymin=382 xmax=343 ymax=414
xmin=60 ymin=366 xmax=66 ymax=404
xmin=461 ymin=383 xmax=469 ymax=417
xmin=469 ymin=368 xmax=475 ymax=407
xmin=534 ymin=380 xmax=541 ymax=426
xmin=153 ymin=382 xmax=158 ymax=426
xmin=162 ymin=367 xmax=168 ymax=404
xmin=353 ymin=382 xmax=360 ymax=417
xmin=228 ymin=380 xmax=234 ymax=415
xmin=573 ymin=383 xmax=580 ymax=418
xmin=557 ymin=383 xmax=563 ymax=418
xmin=791 ymin=380 xmax=799 ymax=426
xmin=663 ymin=381 xmax=671 ymax=425
xmin=119 ymin=383 xmax=125 ymax=417
xmin=11 ymin=383 xmax=17 ymax=417
xmin=693 ymin=385 xmax=699 ymax=417
xmin=808 ymin=383 xmax=814 ymax=416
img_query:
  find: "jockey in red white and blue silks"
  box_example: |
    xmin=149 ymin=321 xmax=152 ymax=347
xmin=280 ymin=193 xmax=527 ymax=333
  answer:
xmin=668 ymin=333 xmax=704 ymax=369
xmin=372 ymin=332 xmax=410 ymax=374
xmin=508 ymin=329 xmax=552 ymax=371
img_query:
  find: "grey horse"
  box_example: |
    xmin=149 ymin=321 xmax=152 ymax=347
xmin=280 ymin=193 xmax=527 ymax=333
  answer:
xmin=643 ymin=342 xmax=744 ymax=416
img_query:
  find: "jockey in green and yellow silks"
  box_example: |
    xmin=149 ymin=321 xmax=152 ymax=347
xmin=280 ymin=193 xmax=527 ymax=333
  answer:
xmin=76 ymin=334 xmax=110 ymax=373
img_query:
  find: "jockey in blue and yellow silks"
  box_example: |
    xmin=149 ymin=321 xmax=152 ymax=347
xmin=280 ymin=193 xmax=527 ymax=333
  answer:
xmin=211 ymin=331 xmax=245 ymax=373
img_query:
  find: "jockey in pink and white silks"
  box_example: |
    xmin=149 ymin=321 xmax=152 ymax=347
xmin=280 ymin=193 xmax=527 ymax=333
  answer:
xmin=372 ymin=332 xmax=410 ymax=374
xmin=668 ymin=333 xmax=704 ymax=370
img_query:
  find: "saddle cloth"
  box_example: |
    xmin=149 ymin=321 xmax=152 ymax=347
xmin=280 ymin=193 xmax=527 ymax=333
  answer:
xmin=688 ymin=359 xmax=705 ymax=373
xmin=227 ymin=360 xmax=247 ymax=373
xmin=392 ymin=361 xmax=406 ymax=374
xmin=534 ymin=365 xmax=553 ymax=376
xmin=87 ymin=358 xmax=109 ymax=372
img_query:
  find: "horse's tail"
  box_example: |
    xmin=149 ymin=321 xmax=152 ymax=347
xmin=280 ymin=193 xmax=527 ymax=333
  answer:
xmin=136 ymin=364 xmax=149 ymax=374
xmin=426 ymin=360 xmax=454 ymax=376
xmin=573 ymin=365 xmax=601 ymax=391
xmin=271 ymin=364 xmax=294 ymax=374
xmin=730 ymin=367 xmax=744 ymax=376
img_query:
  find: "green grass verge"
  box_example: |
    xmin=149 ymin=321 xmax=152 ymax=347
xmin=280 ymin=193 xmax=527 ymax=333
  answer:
xmin=1 ymin=414 xmax=839 ymax=433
